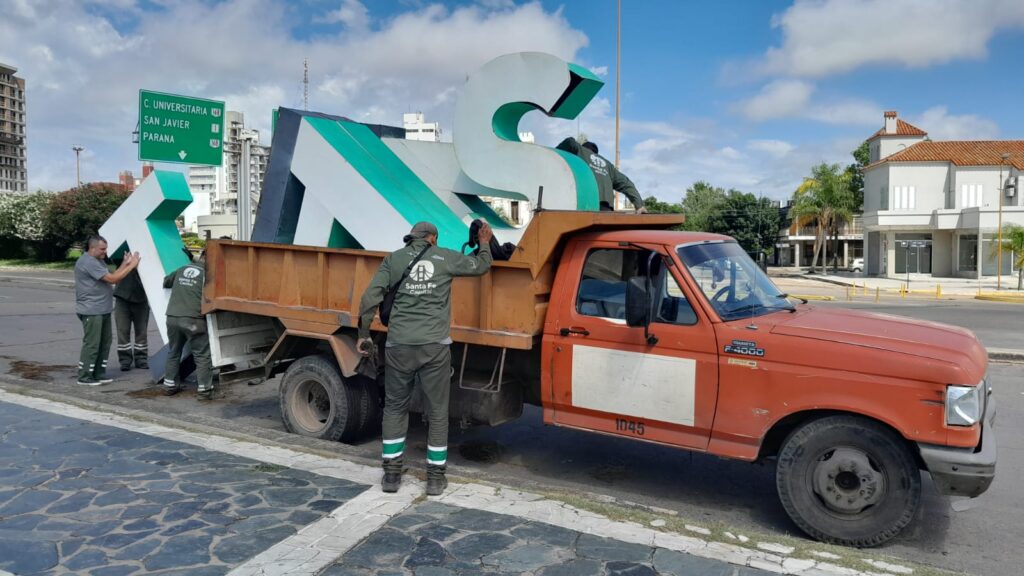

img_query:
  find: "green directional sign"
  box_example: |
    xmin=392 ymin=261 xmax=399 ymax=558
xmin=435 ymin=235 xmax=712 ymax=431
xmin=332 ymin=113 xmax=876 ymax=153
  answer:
xmin=138 ymin=90 xmax=225 ymax=166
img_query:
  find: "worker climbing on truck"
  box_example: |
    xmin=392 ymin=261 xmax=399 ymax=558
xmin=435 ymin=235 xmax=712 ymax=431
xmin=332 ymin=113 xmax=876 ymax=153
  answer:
xmin=357 ymin=221 xmax=494 ymax=496
xmin=556 ymin=136 xmax=645 ymax=213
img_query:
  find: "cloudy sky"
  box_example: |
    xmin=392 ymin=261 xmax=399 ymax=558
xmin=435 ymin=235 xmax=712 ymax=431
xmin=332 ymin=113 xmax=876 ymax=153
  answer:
xmin=2 ymin=0 xmax=1023 ymax=201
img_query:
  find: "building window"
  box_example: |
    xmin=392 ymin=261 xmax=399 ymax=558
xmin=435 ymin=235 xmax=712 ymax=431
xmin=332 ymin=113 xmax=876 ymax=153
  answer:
xmin=892 ymin=186 xmax=915 ymax=210
xmin=960 ymin=184 xmax=982 ymax=208
xmin=880 ymin=186 xmax=889 ymax=210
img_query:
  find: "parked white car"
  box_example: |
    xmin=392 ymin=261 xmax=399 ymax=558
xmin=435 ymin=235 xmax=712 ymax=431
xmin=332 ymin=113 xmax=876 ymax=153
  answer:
xmin=851 ymin=257 xmax=864 ymax=272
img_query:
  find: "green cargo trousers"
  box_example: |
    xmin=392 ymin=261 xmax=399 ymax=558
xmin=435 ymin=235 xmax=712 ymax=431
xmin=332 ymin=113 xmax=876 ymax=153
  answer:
xmin=114 ymin=297 xmax=149 ymax=369
xmin=78 ymin=313 xmax=112 ymax=380
xmin=163 ymin=316 xmax=213 ymax=393
xmin=381 ymin=343 xmax=451 ymax=475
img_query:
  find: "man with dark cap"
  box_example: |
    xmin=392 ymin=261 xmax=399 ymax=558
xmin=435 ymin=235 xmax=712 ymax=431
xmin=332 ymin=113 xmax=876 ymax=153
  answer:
xmin=357 ymin=221 xmax=494 ymax=496
xmin=556 ymin=136 xmax=645 ymax=213
xmin=162 ymin=251 xmax=214 ymax=400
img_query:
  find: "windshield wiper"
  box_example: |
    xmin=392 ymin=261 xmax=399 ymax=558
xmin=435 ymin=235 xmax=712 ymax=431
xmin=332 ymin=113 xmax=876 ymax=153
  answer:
xmin=777 ymin=293 xmax=808 ymax=305
xmin=723 ymin=302 xmax=793 ymax=319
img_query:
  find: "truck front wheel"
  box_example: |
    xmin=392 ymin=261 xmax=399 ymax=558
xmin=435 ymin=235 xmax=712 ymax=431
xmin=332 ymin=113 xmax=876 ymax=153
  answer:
xmin=776 ymin=415 xmax=921 ymax=547
xmin=279 ymin=355 xmax=372 ymax=443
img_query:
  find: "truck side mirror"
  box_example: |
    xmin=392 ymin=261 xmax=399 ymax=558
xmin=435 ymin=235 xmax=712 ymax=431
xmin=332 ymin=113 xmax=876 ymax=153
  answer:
xmin=625 ymin=276 xmax=651 ymax=328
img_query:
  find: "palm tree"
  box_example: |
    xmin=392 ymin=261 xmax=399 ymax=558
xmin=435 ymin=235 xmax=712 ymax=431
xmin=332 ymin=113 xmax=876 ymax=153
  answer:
xmin=997 ymin=224 xmax=1024 ymax=290
xmin=790 ymin=163 xmax=855 ymax=274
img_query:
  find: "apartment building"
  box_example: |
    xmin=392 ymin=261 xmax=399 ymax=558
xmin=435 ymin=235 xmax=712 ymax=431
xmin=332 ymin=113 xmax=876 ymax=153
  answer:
xmin=186 ymin=111 xmax=270 ymax=222
xmin=0 ymin=63 xmax=26 ymax=194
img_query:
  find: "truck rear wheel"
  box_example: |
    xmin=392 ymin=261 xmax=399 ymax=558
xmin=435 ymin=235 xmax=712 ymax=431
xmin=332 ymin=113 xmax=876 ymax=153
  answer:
xmin=776 ymin=415 xmax=921 ymax=547
xmin=279 ymin=355 xmax=372 ymax=442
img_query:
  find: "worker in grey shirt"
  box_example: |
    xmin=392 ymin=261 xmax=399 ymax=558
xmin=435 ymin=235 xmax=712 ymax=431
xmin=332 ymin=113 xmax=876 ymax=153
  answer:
xmin=357 ymin=221 xmax=493 ymax=496
xmin=74 ymin=235 xmax=140 ymax=385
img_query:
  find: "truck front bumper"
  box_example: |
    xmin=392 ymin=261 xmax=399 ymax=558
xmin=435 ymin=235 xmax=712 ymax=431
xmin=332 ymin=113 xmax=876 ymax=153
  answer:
xmin=918 ymin=386 xmax=997 ymax=498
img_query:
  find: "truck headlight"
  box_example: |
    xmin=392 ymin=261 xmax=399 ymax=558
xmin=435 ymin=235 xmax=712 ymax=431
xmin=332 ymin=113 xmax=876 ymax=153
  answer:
xmin=946 ymin=383 xmax=984 ymax=426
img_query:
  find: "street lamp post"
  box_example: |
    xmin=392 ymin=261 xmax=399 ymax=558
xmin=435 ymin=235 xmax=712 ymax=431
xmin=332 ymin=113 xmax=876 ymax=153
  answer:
xmin=72 ymin=145 xmax=84 ymax=188
xmin=998 ymin=152 xmax=1010 ymax=290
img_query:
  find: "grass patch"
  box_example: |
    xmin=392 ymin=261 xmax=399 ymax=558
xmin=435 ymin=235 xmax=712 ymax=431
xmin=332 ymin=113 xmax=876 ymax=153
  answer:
xmin=544 ymin=490 xmax=966 ymax=576
xmin=0 ymin=257 xmax=77 ymax=270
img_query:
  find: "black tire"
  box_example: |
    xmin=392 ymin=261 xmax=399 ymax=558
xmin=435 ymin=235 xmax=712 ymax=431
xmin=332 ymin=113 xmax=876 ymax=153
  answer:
xmin=279 ymin=355 xmax=371 ymax=443
xmin=776 ymin=415 xmax=921 ymax=547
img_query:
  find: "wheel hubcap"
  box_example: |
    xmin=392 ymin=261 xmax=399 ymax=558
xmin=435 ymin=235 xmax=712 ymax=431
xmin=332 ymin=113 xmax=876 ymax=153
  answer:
xmin=812 ymin=447 xmax=886 ymax=514
xmin=291 ymin=379 xmax=331 ymax=433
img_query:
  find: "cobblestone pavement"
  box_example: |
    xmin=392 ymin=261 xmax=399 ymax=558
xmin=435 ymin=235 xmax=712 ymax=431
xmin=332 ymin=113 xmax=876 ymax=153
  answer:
xmin=320 ymin=501 xmax=770 ymax=576
xmin=0 ymin=401 xmax=368 ymax=575
xmin=0 ymin=390 xmax=918 ymax=576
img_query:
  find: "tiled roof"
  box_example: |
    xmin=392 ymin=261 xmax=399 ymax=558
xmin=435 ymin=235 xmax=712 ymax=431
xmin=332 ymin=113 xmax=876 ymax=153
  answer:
xmin=866 ymin=140 xmax=1024 ymax=170
xmin=869 ymin=119 xmax=928 ymax=139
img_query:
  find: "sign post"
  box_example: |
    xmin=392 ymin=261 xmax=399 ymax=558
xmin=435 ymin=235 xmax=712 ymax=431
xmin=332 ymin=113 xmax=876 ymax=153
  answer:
xmin=138 ymin=90 xmax=225 ymax=166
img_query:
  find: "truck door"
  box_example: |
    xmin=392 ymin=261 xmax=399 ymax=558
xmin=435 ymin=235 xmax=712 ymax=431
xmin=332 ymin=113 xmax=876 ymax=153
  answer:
xmin=545 ymin=242 xmax=719 ymax=450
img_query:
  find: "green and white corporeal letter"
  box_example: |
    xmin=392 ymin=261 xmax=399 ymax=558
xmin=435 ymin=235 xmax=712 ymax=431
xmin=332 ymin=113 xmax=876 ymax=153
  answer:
xmin=453 ymin=51 xmax=603 ymax=211
xmin=99 ymin=170 xmax=192 ymax=344
xmin=279 ymin=52 xmax=603 ymax=251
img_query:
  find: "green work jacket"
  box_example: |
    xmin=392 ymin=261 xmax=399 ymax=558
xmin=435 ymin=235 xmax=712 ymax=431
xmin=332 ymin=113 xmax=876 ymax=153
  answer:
xmin=359 ymin=239 xmax=492 ymax=346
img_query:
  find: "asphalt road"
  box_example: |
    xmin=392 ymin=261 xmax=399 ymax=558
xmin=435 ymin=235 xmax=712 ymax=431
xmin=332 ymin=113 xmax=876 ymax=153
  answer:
xmin=1 ymin=269 xmax=1021 ymax=575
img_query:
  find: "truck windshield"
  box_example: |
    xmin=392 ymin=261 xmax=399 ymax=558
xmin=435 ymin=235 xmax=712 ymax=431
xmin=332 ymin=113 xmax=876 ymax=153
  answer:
xmin=677 ymin=242 xmax=794 ymax=321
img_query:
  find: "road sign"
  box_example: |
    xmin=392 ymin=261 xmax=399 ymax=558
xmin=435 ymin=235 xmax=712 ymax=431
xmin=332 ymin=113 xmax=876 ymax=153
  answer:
xmin=138 ymin=90 xmax=225 ymax=166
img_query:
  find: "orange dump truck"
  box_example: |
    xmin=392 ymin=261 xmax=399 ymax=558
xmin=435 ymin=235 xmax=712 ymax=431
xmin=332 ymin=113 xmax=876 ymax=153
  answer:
xmin=202 ymin=211 xmax=995 ymax=547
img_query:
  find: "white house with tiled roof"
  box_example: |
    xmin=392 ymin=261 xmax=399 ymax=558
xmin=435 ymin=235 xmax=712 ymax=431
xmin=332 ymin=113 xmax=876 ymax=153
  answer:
xmin=863 ymin=111 xmax=1023 ymax=279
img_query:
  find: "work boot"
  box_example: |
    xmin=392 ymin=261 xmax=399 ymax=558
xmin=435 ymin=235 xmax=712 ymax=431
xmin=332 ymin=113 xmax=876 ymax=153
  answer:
xmin=381 ymin=471 xmax=401 ymax=493
xmin=425 ymin=472 xmax=447 ymax=496
xmin=197 ymin=387 xmax=214 ymax=401
xmin=120 ymin=364 xmax=132 ymax=372
xmin=162 ymin=379 xmax=180 ymax=396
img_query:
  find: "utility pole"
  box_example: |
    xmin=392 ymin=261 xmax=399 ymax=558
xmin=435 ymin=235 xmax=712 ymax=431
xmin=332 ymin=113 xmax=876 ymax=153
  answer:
xmin=998 ymin=152 xmax=1010 ymax=290
xmin=303 ymin=58 xmax=309 ymax=111
xmin=72 ymin=145 xmax=84 ymax=188
xmin=613 ymin=0 xmax=622 ymax=209
xmin=237 ymin=129 xmax=256 ymax=241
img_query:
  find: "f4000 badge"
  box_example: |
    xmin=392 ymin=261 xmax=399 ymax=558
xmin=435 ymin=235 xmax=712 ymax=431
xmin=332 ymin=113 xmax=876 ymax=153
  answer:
xmin=724 ymin=339 xmax=765 ymax=357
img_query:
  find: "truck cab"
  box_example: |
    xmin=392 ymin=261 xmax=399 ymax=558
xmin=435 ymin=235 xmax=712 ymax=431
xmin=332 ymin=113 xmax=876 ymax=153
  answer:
xmin=543 ymin=229 xmax=995 ymax=547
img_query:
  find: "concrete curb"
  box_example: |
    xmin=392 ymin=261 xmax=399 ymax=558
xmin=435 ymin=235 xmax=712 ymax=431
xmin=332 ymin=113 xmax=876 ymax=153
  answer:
xmin=988 ymin=348 xmax=1024 ymax=362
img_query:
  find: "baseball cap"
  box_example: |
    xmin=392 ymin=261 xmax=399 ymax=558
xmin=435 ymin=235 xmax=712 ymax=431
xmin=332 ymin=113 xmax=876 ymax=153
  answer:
xmin=404 ymin=221 xmax=438 ymax=244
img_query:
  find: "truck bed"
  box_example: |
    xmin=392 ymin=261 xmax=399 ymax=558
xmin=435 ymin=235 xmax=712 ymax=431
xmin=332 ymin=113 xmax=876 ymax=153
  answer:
xmin=203 ymin=211 xmax=684 ymax=350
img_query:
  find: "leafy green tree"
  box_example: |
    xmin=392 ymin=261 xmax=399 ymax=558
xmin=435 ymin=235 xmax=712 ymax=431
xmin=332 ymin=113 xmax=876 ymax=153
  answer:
xmin=996 ymin=224 xmax=1024 ymax=290
xmin=791 ymin=163 xmax=855 ymax=273
xmin=845 ymin=140 xmax=869 ymax=208
xmin=0 ymin=191 xmax=55 ymax=258
xmin=714 ymin=191 xmax=781 ymax=257
xmin=642 ymin=195 xmax=684 ymax=214
xmin=680 ymin=181 xmax=727 ymax=232
xmin=42 ymin=182 xmax=129 ymax=260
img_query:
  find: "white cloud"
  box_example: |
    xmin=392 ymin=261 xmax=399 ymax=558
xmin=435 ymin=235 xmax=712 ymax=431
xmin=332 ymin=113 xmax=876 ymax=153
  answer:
xmin=748 ymin=139 xmax=795 ymax=158
xmin=317 ymin=0 xmax=371 ymax=31
xmin=736 ymin=80 xmax=879 ymax=126
xmin=913 ymin=106 xmax=1000 ymax=140
xmin=0 ymin=0 xmax=589 ymax=190
xmin=755 ymin=0 xmax=1024 ymax=78
xmin=736 ymin=80 xmax=814 ymax=121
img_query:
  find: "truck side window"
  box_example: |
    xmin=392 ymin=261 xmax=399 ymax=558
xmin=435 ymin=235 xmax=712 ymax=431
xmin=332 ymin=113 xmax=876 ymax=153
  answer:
xmin=655 ymin=270 xmax=697 ymax=326
xmin=577 ymin=248 xmax=641 ymax=319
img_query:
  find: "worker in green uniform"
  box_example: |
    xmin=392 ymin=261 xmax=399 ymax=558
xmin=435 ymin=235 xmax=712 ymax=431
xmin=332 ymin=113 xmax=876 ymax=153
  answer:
xmin=556 ymin=136 xmax=645 ymax=213
xmin=114 ymin=267 xmax=150 ymax=371
xmin=357 ymin=221 xmax=494 ymax=496
xmin=74 ymin=235 xmax=141 ymax=386
xmin=162 ymin=252 xmax=214 ymax=400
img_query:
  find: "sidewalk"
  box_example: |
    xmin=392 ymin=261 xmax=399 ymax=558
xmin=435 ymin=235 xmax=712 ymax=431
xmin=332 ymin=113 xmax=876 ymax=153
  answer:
xmin=0 ymin=388 xmax=930 ymax=576
xmin=769 ymin=267 xmax=1023 ymax=296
